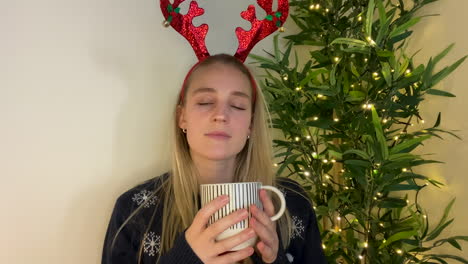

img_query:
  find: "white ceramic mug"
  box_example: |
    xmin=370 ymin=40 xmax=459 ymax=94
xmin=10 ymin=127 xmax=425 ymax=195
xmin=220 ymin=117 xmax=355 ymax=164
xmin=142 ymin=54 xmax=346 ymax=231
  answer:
xmin=200 ymin=182 xmax=286 ymax=251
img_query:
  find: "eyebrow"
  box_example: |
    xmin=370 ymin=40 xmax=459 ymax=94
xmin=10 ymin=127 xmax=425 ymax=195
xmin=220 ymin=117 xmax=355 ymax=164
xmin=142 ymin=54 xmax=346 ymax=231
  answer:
xmin=191 ymin=87 xmax=251 ymax=99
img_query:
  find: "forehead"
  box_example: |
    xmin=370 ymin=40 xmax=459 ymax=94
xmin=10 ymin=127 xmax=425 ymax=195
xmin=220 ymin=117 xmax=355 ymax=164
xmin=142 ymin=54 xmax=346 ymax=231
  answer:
xmin=187 ymin=63 xmax=252 ymax=98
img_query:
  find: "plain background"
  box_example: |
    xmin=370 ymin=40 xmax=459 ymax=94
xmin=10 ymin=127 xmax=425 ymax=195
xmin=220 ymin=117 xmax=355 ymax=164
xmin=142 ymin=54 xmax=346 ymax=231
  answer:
xmin=1 ymin=0 xmax=467 ymax=263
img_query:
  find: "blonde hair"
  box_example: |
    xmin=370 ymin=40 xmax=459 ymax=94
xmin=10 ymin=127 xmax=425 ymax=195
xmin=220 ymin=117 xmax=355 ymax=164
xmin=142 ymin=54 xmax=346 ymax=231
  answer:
xmin=113 ymin=54 xmax=294 ymax=264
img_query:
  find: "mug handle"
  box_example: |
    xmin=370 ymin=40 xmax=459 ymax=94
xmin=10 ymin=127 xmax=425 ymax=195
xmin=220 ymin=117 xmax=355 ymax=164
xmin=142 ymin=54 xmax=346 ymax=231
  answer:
xmin=260 ymin=186 xmax=286 ymax=221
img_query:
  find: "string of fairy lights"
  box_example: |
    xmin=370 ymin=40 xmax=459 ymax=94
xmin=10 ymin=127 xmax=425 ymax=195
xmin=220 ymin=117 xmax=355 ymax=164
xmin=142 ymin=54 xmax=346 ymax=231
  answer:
xmin=271 ymin=5 xmax=433 ymax=262
xmin=265 ymin=1 xmax=441 ymax=261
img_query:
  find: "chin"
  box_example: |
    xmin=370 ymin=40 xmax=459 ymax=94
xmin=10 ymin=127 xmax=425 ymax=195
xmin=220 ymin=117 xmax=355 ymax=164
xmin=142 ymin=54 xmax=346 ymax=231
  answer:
xmin=203 ymin=152 xmax=237 ymax=161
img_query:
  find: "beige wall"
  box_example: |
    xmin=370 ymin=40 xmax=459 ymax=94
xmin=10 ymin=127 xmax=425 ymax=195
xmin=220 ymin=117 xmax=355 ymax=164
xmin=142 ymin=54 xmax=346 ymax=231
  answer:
xmin=0 ymin=0 xmax=466 ymax=263
xmin=408 ymin=0 xmax=468 ymax=259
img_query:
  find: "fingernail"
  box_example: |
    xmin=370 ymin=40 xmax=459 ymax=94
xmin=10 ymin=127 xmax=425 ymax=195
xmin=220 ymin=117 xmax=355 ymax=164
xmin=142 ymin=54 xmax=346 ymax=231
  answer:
xmin=220 ymin=195 xmax=229 ymax=202
xmin=240 ymin=209 xmax=248 ymax=217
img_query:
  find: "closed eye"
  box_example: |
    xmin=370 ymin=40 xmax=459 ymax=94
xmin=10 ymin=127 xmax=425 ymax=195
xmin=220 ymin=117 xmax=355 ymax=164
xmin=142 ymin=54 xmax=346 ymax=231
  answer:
xmin=232 ymin=106 xmax=246 ymax=110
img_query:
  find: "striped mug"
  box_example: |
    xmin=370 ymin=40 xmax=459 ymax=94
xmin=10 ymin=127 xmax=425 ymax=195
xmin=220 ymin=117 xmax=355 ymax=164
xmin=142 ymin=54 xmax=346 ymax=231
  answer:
xmin=200 ymin=182 xmax=286 ymax=251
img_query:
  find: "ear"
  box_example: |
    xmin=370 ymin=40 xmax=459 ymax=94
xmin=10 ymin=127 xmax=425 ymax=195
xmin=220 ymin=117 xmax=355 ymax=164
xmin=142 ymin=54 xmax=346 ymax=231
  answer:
xmin=177 ymin=105 xmax=187 ymax=130
xmin=248 ymin=115 xmax=253 ymax=135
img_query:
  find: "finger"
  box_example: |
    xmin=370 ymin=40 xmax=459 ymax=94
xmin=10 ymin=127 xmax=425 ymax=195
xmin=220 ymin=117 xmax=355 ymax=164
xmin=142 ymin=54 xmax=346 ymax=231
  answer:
xmin=192 ymin=195 xmax=230 ymax=232
xmin=250 ymin=216 xmax=275 ymax=248
xmin=257 ymin=241 xmax=276 ymax=262
xmin=251 ymin=204 xmax=275 ymax=231
xmin=214 ymin=228 xmax=256 ymax=255
xmin=207 ymin=209 xmax=249 ymax=239
xmin=216 ymin=246 xmax=254 ymax=264
xmin=259 ymin=189 xmax=276 ymax=217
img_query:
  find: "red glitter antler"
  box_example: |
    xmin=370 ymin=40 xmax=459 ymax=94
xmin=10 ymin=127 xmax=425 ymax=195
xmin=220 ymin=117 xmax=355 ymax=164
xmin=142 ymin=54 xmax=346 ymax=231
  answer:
xmin=159 ymin=0 xmax=289 ymax=62
xmin=160 ymin=0 xmax=210 ymax=60
xmin=234 ymin=0 xmax=289 ymax=62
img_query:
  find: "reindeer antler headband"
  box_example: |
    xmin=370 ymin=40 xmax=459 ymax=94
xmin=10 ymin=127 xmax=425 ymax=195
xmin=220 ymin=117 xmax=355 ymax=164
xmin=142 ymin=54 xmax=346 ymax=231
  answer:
xmin=160 ymin=0 xmax=289 ymax=62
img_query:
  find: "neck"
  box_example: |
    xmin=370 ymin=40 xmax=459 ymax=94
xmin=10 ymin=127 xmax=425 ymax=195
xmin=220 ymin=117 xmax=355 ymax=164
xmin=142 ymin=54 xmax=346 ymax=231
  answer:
xmin=191 ymin=152 xmax=236 ymax=184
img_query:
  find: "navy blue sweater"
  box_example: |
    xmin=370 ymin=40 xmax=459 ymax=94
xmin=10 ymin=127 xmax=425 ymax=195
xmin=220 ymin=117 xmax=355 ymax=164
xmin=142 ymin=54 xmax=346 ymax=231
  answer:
xmin=102 ymin=173 xmax=326 ymax=263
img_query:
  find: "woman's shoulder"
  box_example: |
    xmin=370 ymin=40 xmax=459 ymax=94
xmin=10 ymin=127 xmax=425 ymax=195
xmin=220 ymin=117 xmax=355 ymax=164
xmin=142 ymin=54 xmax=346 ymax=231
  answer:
xmin=114 ymin=172 xmax=170 ymax=212
xmin=275 ymin=177 xmax=313 ymax=213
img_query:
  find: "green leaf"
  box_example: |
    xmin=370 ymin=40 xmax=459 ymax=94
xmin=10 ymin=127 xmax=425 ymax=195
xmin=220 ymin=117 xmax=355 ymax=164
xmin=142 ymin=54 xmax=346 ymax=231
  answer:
xmin=448 ymin=239 xmax=462 ymax=250
xmin=330 ymin=38 xmax=369 ymax=47
xmin=432 ymin=56 xmax=467 ymax=87
xmin=390 ymin=135 xmax=431 ymax=154
xmin=328 ymin=150 xmax=343 ymax=160
xmin=376 ymin=0 xmax=387 ymax=26
xmin=433 ymin=112 xmax=442 ymax=128
xmin=276 ymin=153 xmax=301 ymax=177
xmin=248 ymin=54 xmax=276 ymax=65
xmin=426 ymin=254 xmax=468 ymax=264
xmin=344 ymin=159 xmax=372 ymax=168
xmin=372 ymin=107 xmax=389 ymax=160
xmin=378 ymin=197 xmax=408 ymax=209
xmin=350 ymin=62 xmax=360 ymax=77
xmin=281 ymin=42 xmax=293 ymax=66
xmin=343 ymin=149 xmax=371 ymax=160
xmin=377 ymin=50 xmax=394 ymax=57
xmin=426 ymin=198 xmax=456 ymax=241
xmin=346 ymin=91 xmax=366 ymax=102
xmin=426 ymin=89 xmax=456 ymax=97
xmin=389 ymin=17 xmax=421 ymax=39
xmin=397 ymin=55 xmax=410 ymax=79
xmin=381 ymin=62 xmax=392 ymax=86
xmin=365 ymin=0 xmax=376 ymax=37
xmin=379 ymin=230 xmax=417 ymax=249
xmin=330 ymin=66 xmax=337 ymax=86
xmin=434 ymin=43 xmax=455 ymax=65
xmin=299 ymin=69 xmax=328 ymax=87
xmin=389 ymin=31 xmax=413 ymax=45
xmin=383 ymin=183 xmax=421 ymax=192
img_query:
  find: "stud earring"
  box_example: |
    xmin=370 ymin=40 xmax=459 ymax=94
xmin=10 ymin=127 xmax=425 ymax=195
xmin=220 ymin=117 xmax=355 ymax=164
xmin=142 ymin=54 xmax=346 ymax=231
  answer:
xmin=182 ymin=128 xmax=187 ymax=133
xmin=247 ymin=135 xmax=250 ymax=139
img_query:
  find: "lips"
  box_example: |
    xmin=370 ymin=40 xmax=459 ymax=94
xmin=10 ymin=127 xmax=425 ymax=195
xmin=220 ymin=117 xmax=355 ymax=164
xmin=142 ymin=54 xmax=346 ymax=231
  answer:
xmin=205 ymin=131 xmax=231 ymax=138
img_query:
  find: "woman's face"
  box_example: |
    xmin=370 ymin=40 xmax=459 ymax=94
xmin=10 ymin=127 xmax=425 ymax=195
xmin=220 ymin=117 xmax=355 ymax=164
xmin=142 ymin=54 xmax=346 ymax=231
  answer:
xmin=178 ymin=63 xmax=253 ymax=161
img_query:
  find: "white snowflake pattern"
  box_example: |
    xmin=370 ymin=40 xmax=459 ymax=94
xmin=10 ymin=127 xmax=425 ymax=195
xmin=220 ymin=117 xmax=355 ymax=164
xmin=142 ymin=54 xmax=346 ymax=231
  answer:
xmin=143 ymin=232 xmax=161 ymax=257
xmin=279 ymin=187 xmax=287 ymax=197
xmin=291 ymin=215 xmax=305 ymax=239
xmin=132 ymin=189 xmax=157 ymax=208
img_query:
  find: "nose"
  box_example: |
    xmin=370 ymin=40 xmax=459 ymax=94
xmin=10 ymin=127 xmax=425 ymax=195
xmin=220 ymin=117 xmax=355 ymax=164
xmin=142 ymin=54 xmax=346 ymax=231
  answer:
xmin=212 ymin=103 xmax=228 ymax=123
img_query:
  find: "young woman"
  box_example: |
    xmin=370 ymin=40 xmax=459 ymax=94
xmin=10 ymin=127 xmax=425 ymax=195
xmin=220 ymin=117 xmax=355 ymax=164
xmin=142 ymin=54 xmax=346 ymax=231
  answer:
xmin=102 ymin=54 xmax=326 ymax=264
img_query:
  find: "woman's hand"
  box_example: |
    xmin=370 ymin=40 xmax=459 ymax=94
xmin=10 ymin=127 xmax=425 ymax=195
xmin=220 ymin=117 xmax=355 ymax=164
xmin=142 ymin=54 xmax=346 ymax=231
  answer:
xmin=250 ymin=189 xmax=280 ymax=263
xmin=185 ymin=195 xmax=256 ymax=264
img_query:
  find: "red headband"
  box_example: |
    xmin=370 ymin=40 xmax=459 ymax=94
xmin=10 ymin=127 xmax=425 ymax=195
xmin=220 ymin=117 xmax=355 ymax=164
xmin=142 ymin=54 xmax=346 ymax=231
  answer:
xmin=160 ymin=0 xmax=288 ymax=106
